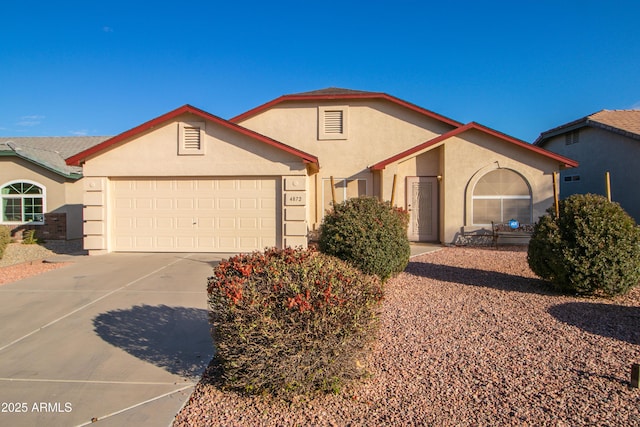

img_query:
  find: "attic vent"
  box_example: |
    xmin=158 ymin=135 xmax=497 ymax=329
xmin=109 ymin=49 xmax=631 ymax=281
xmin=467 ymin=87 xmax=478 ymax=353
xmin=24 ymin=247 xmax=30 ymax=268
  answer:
xmin=565 ymin=130 xmax=579 ymax=145
xmin=183 ymin=126 xmax=201 ymax=150
xmin=324 ymin=110 xmax=344 ymax=134
xmin=179 ymin=122 xmax=205 ymax=155
xmin=318 ymin=106 xmax=348 ymax=140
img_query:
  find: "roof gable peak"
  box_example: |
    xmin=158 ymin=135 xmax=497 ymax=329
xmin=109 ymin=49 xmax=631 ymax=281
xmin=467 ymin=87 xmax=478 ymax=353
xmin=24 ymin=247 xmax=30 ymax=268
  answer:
xmin=231 ymin=88 xmax=463 ymax=128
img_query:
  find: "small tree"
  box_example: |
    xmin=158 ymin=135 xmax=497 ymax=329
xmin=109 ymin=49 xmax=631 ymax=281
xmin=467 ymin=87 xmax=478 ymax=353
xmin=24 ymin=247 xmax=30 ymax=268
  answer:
xmin=528 ymin=194 xmax=640 ymax=296
xmin=319 ymin=196 xmax=410 ymax=282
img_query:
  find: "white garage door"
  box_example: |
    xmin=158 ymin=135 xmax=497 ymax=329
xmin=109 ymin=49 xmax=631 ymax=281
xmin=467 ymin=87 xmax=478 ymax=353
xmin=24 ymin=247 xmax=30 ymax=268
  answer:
xmin=112 ymin=178 xmax=277 ymax=252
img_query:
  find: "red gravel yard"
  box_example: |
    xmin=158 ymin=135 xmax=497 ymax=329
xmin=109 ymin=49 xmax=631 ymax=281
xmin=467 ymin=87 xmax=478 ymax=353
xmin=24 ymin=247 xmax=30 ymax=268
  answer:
xmin=174 ymin=247 xmax=640 ymax=426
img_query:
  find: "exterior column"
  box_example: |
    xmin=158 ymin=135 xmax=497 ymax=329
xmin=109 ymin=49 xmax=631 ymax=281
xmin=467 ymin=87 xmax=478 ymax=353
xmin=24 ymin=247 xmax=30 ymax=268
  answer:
xmin=282 ymin=176 xmax=308 ymax=248
xmin=83 ymin=177 xmax=108 ymax=255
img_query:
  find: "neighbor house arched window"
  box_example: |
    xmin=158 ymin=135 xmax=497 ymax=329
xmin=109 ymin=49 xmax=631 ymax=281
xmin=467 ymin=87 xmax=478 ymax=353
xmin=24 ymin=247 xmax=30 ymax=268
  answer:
xmin=472 ymin=169 xmax=531 ymax=225
xmin=1 ymin=181 xmax=45 ymax=224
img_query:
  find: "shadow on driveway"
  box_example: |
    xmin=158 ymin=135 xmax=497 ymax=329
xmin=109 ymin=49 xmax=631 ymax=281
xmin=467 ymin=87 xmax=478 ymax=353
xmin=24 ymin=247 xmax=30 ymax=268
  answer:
xmin=548 ymin=302 xmax=640 ymax=345
xmin=93 ymin=304 xmax=214 ymax=379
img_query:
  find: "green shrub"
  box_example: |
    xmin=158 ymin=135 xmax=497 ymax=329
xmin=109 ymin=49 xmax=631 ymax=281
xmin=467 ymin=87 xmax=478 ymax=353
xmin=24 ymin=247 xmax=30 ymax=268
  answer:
xmin=207 ymin=247 xmax=383 ymax=397
xmin=22 ymin=229 xmax=39 ymax=245
xmin=0 ymin=227 xmax=11 ymax=259
xmin=318 ymin=196 xmax=410 ymax=282
xmin=528 ymin=194 xmax=640 ymax=296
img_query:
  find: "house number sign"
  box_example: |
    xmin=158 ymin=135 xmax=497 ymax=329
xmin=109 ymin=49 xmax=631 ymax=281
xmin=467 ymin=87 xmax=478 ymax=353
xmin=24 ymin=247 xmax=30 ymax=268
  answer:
xmin=285 ymin=192 xmax=305 ymax=206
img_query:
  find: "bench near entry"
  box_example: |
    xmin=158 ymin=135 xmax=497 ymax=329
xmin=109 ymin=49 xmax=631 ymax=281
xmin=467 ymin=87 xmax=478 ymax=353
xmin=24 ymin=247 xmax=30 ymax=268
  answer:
xmin=492 ymin=220 xmax=534 ymax=247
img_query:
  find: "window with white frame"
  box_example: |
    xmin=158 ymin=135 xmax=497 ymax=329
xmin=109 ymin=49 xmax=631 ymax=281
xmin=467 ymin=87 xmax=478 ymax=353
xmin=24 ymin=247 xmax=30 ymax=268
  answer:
xmin=322 ymin=178 xmax=367 ymax=214
xmin=1 ymin=181 xmax=45 ymax=223
xmin=472 ymin=169 xmax=531 ymax=225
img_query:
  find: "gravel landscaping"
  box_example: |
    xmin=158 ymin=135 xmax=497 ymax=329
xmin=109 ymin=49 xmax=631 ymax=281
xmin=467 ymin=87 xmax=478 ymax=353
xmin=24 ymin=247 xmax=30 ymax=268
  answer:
xmin=0 ymin=240 xmax=83 ymax=285
xmin=174 ymin=247 xmax=640 ymax=426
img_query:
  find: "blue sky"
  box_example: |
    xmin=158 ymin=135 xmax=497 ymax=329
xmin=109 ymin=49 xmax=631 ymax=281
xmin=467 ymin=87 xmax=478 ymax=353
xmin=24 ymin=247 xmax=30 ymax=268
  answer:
xmin=1 ymin=0 xmax=639 ymax=142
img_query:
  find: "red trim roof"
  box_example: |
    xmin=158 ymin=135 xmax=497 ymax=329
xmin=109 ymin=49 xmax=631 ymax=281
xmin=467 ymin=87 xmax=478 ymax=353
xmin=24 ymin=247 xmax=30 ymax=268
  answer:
xmin=66 ymin=105 xmax=319 ymax=167
xmin=230 ymin=88 xmax=463 ymax=128
xmin=370 ymin=122 xmax=579 ymax=170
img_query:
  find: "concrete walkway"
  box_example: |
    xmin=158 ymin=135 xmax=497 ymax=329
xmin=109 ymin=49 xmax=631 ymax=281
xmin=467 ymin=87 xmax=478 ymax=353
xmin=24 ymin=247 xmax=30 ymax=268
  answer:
xmin=0 ymin=252 xmax=221 ymax=427
xmin=409 ymin=242 xmax=443 ymax=257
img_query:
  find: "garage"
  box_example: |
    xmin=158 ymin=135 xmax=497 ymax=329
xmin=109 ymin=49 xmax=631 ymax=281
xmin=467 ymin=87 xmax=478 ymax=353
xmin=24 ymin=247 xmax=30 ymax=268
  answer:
xmin=111 ymin=177 xmax=278 ymax=252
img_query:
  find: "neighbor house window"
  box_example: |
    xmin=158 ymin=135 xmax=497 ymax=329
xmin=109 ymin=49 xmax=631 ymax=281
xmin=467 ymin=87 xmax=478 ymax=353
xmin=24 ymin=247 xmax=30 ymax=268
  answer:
xmin=564 ymin=175 xmax=581 ymax=182
xmin=318 ymin=106 xmax=348 ymax=140
xmin=322 ymin=178 xmax=366 ymax=213
xmin=472 ymin=169 xmax=531 ymax=225
xmin=1 ymin=181 xmax=45 ymax=223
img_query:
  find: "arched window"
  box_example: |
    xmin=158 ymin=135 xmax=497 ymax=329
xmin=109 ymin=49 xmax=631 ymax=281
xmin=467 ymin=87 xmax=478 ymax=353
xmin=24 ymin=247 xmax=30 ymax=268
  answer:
xmin=1 ymin=181 xmax=45 ymax=223
xmin=472 ymin=169 xmax=531 ymax=225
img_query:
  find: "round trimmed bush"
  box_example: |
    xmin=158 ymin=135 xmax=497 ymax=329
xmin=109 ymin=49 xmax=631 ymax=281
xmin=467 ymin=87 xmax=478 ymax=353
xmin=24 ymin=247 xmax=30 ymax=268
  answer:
xmin=207 ymin=247 xmax=383 ymax=396
xmin=318 ymin=196 xmax=410 ymax=282
xmin=527 ymin=193 xmax=640 ymax=296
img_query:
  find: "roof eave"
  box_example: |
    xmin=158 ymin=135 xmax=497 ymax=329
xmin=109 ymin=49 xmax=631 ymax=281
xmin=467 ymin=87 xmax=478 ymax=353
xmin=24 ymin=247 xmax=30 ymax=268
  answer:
xmin=66 ymin=105 xmax=319 ymax=169
xmin=2 ymin=150 xmax=82 ymax=179
xmin=371 ymin=122 xmax=579 ymax=171
xmin=231 ymin=92 xmax=463 ymax=128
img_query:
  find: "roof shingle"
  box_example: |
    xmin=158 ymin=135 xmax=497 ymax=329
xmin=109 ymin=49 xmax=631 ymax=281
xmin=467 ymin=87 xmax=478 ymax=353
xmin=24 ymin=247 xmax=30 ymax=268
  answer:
xmin=0 ymin=136 xmax=109 ymax=178
xmin=588 ymin=110 xmax=640 ymax=137
xmin=535 ymin=110 xmax=640 ymax=145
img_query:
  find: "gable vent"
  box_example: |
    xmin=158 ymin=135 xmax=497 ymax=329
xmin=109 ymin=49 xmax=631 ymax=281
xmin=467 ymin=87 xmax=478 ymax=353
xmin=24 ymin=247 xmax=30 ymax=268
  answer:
xmin=565 ymin=130 xmax=579 ymax=145
xmin=183 ymin=126 xmax=201 ymax=150
xmin=179 ymin=122 xmax=205 ymax=155
xmin=324 ymin=110 xmax=344 ymax=134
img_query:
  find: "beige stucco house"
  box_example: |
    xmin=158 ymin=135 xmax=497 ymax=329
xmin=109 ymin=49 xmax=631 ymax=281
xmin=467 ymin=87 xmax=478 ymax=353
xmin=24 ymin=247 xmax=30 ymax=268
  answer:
xmin=1 ymin=137 xmax=108 ymax=240
xmin=66 ymin=88 xmax=577 ymax=255
xmin=534 ymin=110 xmax=640 ymax=223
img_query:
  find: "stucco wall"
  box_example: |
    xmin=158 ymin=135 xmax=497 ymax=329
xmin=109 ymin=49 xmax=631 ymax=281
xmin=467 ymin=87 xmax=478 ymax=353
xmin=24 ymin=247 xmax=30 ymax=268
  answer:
xmin=81 ymin=114 xmax=307 ymax=178
xmin=540 ymin=127 xmax=640 ymax=222
xmin=374 ymin=129 xmax=561 ymax=244
xmin=441 ymin=131 xmax=558 ymax=243
xmin=238 ymin=98 xmax=457 ymax=228
xmin=79 ymin=114 xmax=311 ymax=254
xmin=0 ymin=157 xmax=83 ymax=239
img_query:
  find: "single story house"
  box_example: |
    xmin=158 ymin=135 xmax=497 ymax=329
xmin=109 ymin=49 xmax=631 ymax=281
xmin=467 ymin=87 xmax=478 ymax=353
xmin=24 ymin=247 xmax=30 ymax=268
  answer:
xmin=64 ymin=88 xmax=577 ymax=255
xmin=1 ymin=137 xmax=108 ymax=240
xmin=534 ymin=110 xmax=640 ymax=223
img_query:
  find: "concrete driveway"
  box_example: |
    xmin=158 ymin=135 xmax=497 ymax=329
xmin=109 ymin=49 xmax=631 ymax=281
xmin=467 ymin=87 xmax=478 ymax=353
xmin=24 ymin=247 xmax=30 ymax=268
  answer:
xmin=0 ymin=252 xmax=222 ymax=427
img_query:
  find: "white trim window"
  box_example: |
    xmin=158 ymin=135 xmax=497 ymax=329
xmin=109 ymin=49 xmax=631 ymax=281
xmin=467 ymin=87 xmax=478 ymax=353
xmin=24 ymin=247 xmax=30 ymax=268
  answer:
xmin=1 ymin=180 xmax=46 ymax=224
xmin=322 ymin=178 xmax=367 ymax=214
xmin=472 ymin=169 xmax=531 ymax=225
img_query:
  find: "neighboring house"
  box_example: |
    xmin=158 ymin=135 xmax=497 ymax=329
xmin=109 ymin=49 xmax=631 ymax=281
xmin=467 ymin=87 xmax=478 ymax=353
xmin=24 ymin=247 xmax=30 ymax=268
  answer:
xmin=66 ymin=88 xmax=577 ymax=255
xmin=0 ymin=137 xmax=109 ymax=240
xmin=534 ymin=110 xmax=640 ymax=222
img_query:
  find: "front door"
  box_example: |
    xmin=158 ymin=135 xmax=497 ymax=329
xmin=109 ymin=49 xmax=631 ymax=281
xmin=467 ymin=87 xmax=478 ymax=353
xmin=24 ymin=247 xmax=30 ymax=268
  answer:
xmin=407 ymin=177 xmax=438 ymax=242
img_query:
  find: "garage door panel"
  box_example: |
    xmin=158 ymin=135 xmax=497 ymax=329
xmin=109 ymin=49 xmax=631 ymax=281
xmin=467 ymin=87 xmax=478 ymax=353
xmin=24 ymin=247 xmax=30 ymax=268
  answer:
xmin=176 ymin=199 xmax=194 ymax=210
xmin=177 ymin=218 xmax=195 ymax=228
xmin=240 ymin=218 xmax=257 ymax=229
xmin=136 ymin=217 xmax=153 ymax=229
xmin=218 ymin=199 xmax=236 ymax=209
xmin=112 ymin=178 xmax=277 ymax=252
xmin=154 ymin=199 xmax=172 ymax=209
xmin=239 ymin=199 xmax=257 ymax=209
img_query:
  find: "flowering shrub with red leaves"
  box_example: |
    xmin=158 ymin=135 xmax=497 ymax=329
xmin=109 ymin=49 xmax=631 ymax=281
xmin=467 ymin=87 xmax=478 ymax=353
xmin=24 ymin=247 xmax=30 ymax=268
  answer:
xmin=207 ymin=246 xmax=383 ymax=396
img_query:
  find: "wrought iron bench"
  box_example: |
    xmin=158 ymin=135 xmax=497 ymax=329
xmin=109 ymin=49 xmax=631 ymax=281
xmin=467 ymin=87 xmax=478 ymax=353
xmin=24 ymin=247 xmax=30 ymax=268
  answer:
xmin=491 ymin=221 xmax=534 ymax=247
